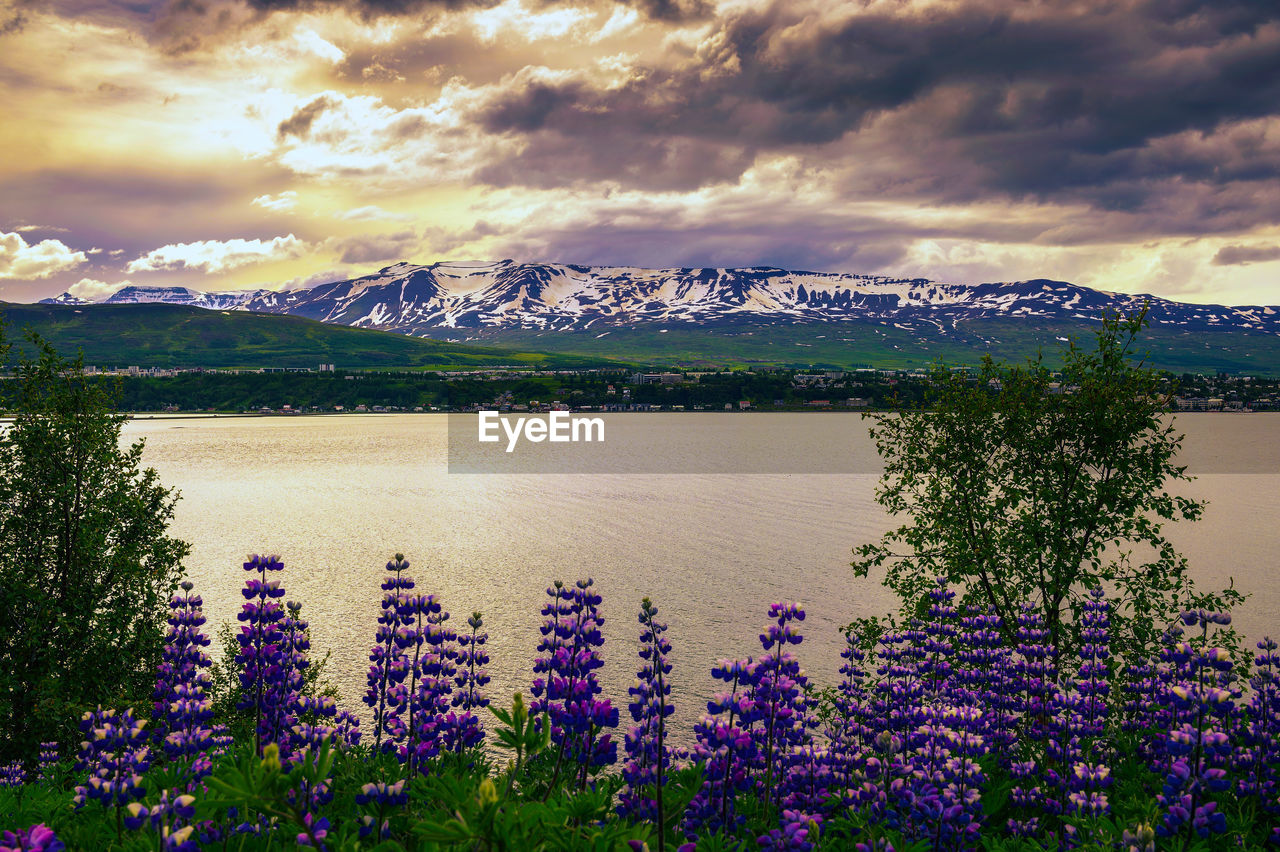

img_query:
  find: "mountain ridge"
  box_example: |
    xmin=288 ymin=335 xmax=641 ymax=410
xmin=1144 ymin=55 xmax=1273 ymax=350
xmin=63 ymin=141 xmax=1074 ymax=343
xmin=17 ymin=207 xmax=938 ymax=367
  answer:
xmin=35 ymin=260 xmax=1280 ymax=372
xmin=41 ymin=260 xmax=1279 ymax=336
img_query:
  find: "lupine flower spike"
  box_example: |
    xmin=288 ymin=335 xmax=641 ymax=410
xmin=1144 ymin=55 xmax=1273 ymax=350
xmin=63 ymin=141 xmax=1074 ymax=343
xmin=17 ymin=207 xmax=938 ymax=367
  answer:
xmin=619 ymin=596 xmax=675 ymax=850
xmin=37 ymin=743 xmax=59 ymax=784
xmin=73 ymin=707 xmax=151 ymax=843
xmin=531 ymin=578 xmax=619 ymax=794
xmin=235 ymin=554 xmax=290 ymax=755
xmin=153 ymin=580 xmax=214 ymax=777
xmin=0 ymin=762 xmax=24 ymax=788
xmin=364 ymin=554 xmax=414 ymax=752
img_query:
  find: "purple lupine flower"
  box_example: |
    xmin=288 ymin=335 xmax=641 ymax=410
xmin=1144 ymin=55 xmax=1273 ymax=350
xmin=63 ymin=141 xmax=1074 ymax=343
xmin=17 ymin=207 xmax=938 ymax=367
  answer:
xmin=853 ymin=839 xmax=896 ymax=852
xmin=1041 ymin=588 xmax=1114 ymax=831
xmin=757 ymin=810 xmax=821 ymax=851
xmin=872 ymin=622 xmax=929 ymax=742
xmin=355 ymin=779 xmax=408 ymax=839
xmin=889 ymin=705 xmax=988 ymax=847
xmin=0 ymin=824 xmax=65 ymax=852
xmin=122 ymin=790 xmax=198 ymax=851
xmin=955 ymin=605 xmax=1015 ymax=756
xmin=531 ymin=578 xmax=619 ymax=791
xmin=0 ymin=761 xmax=24 ymax=787
xmin=1121 ymin=650 xmax=1165 ymax=761
xmin=277 ymin=600 xmax=342 ymax=758
xmin=392 ymin=589 xmax=430 ymax=767
xmin=152 ymin=580 xmax=214 ymax=771
xmin=1155 ymin=610 xmax=1236 ymax=844
xmin=412 ymin=598 xmax=458 ymax=770
xmin=295 ymin=813 xmax=330 ymax=849
xmin=333 ymin=708 xmax=363 ymax=747
xmin=280 ymin=600 xmax=311 ymax=701
xmin=235 ymin=554 xmax=290 ymax=755
xmin=1237 ymin=636 xmax=1280 ymax=828
xmin=36 ymin=743 xmax=58 ymax=783
xmin=291 ymin=692 xmax=361 ymax=755
xmin=780 ymin=744 xmax=835 ymax=814
xmin=208 ymin=724 xmax=234 ymax=756
xmin=618 ymin=597 xmax=675 ymax=830
xmin=443 ymin=611 xmax=489 ymax=753
xmin=683 ymin=657 xmax=759 ymax=840
xmin=748 ymin=602 xmax=815 ymax=816
xmin=827 ymin=627 xmax=870 ymax=806
xmin=1013 ymin=603 xmax=1056 ymax=744
xmin=454 ymin=612 xmax=491 ymax=713
xmin=919 ymin=580 xmax=957 ymax=703
xmin=73 ymin=706 xmax=151 ymax=827
xmin=1003 ymin=604 xmax=1056 ymax=835
xmin=364 ymin=554 xmax=415 ymax=752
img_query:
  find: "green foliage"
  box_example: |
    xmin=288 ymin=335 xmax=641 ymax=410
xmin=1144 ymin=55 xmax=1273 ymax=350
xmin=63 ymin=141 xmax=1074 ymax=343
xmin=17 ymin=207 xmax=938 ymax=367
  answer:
xmin=104 ymin=368 xmax=919 ymax=413
xmin=852 ymin=309 xmax=1244 ymax=661
xmin=0 ymin=328 xmax=190 ymax=759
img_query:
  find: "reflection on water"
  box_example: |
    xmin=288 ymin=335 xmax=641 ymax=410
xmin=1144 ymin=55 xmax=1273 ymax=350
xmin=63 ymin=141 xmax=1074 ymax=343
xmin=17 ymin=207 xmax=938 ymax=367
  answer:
xmin=123 ymin=413 xmax=1280 ymax=737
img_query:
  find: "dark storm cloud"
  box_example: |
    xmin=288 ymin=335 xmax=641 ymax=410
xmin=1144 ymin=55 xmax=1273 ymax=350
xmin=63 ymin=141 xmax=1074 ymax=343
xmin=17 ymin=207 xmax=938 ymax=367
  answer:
xmin=490 ymin=218 xmax=916 ymax=273
xmin=326 ymin=229 xmax=420 ymax=263
xmin=278 ymin=96 xmax=336 ymax=140
xmin=0 ymin=10 xmax=26 ymax=34
xmin=482 ymin=202 xmax=1060 ymax=274
xmin=190 ymin=0 xmax=699 ymax=23
xmin=243 ymin=0 xmax=500 ymax=14
xmin=474 ymin=129 xmax=755 ymax=192
xmin=467 ymin=0 xmax=1280 ymax=227
xmin=615 ymin=0 xmax=709 ymax=23
xmin=1213 ymin=244 xmax=1280 ymax=266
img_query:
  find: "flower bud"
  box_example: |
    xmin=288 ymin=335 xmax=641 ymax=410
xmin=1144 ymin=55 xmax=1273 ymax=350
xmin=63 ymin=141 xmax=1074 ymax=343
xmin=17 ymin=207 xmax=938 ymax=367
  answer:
xmin=261 ymin=743 xmax=281 ymax=772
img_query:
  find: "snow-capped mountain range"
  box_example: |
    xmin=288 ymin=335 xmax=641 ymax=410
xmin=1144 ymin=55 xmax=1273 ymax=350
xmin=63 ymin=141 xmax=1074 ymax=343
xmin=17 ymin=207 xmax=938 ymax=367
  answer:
xmin=40 ymin=260 xmax=1280 ymax=338
xmin=43 ymin=285 xmax=262 ymax=311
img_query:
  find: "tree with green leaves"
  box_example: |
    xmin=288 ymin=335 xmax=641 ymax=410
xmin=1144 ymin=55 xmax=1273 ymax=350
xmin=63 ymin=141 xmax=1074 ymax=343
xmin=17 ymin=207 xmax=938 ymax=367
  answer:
xmin=0 ymin=328 xmax=190 ymax=758
xmin=853 ymin=309 xmax=1242 ymax=662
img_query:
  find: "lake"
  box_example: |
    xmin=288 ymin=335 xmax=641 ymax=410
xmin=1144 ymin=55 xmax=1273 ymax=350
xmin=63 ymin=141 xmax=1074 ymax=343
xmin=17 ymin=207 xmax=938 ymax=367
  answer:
xmin=124 ymin=413 xmax=1280 ymax=737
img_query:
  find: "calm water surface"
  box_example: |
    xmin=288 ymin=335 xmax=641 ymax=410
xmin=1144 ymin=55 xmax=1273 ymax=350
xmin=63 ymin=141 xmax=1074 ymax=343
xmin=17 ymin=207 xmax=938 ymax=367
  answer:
xmin=123 ymin=413 xmax=1280 ymax=737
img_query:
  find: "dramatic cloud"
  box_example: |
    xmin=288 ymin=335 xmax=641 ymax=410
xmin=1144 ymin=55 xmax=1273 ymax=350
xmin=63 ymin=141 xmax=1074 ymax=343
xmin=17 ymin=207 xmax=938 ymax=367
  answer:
xmin=3 ymin=0 xmax=1280 ymax=305
xmin=0 ymin=231 xmax=87 ymax=279
xmin=1213 ymin=244 xmax=1280 ymax=266
xmin=325 ymin=229 xmax=420 ymax=263
xmin=68 ymin=277 xmax=129 ymax=300
xmin=126 ymin=235 xmax=309 ymax=273
xmin=277 ymin=96 xmax=338 ymax=140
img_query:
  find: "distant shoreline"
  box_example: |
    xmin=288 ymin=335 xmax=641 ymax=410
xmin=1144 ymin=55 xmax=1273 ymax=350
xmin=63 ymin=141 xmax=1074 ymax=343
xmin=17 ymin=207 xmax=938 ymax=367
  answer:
xmin=110 ymin=408 xmax=1280 ymax=418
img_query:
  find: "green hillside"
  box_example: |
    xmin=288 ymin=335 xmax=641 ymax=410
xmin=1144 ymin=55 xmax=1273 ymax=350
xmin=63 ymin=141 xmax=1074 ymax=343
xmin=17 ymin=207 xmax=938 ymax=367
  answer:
xmin=453 ymin=319 xmax=1280 ymax=374
xmin=0 ymin=302 xmax=615 ymax=370
xmin=5 ymin=302 xmax=1276 ymax=374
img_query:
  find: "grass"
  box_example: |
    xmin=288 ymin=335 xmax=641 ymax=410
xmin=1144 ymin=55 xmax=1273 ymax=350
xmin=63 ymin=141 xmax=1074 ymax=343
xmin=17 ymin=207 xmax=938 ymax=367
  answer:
xmin=0 ymin=302 xmax=619 ymax=370
xmin=6 ymin=302 xmax=1278 ymax=374
xmin=445 ymin=318 xmax=1280 ymax=374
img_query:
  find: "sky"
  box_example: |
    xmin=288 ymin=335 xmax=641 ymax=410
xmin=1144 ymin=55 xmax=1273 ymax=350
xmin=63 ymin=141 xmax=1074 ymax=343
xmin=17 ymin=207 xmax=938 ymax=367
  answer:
xmin=1 ymin=0 xmax=1278 ymax=306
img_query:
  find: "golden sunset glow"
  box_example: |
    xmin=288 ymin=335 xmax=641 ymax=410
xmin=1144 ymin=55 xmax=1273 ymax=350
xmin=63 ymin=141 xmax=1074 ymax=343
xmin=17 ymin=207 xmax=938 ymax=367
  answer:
xmin=2 ymin=0 xmax=1278 ymax=304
